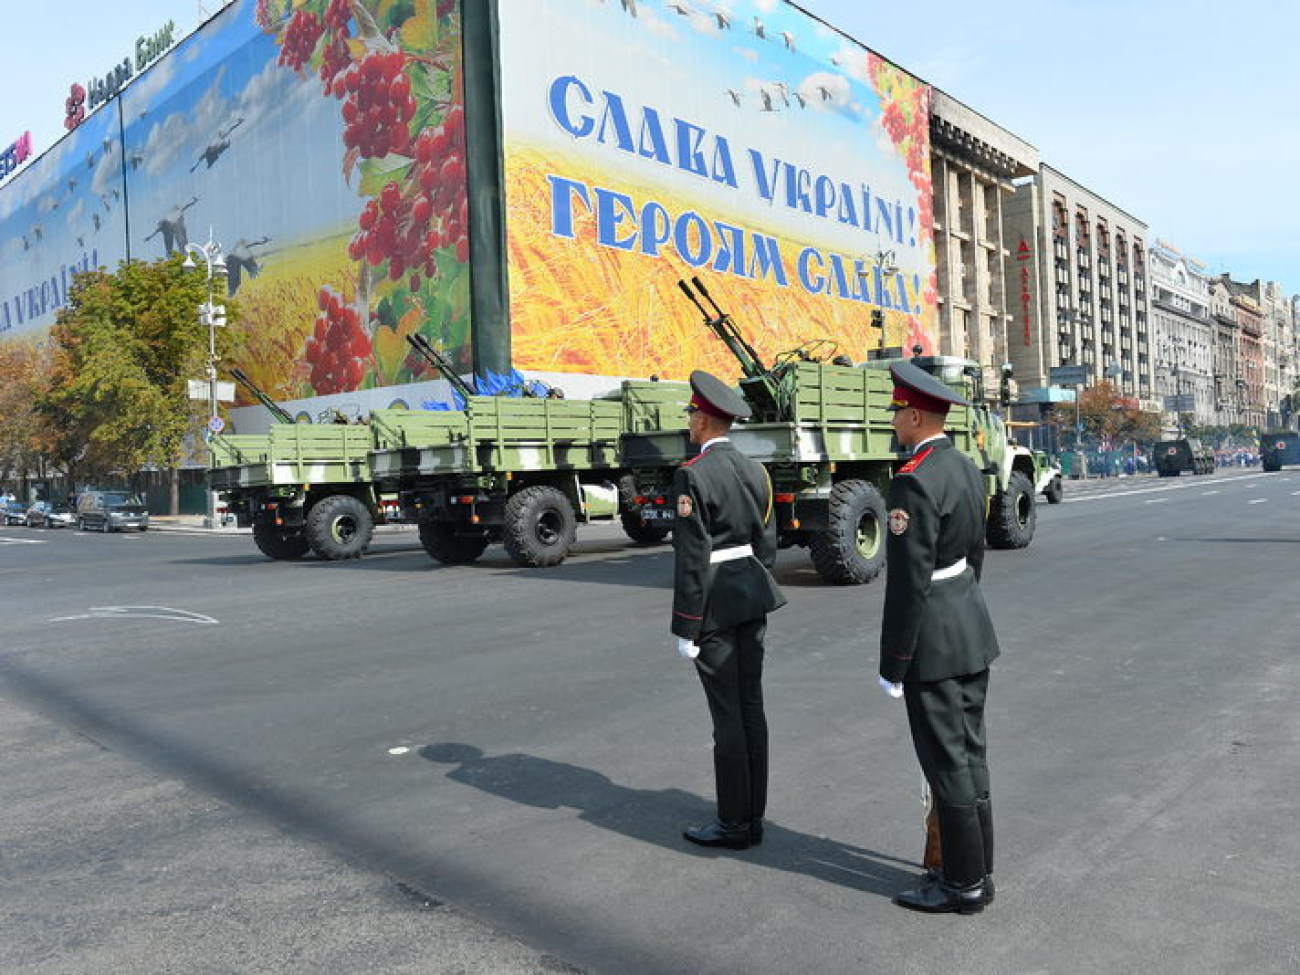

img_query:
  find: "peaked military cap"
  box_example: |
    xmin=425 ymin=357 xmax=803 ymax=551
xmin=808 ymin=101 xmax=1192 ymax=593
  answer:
xmin=688 ymin=369 xmax=751 ymax=420
xmin=887 ymin=359 xmax=970 ymax=414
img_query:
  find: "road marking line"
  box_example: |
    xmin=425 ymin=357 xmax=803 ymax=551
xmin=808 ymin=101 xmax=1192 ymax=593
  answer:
xmin=1202 ymin=490 xmax=1219 ymax=495
xmin=50 ymin=605 xmax=219 ymax=625
xmin=1144 ymin=498 xmax=1168 ymax=504
xmin=1248 ymin=499 xmax=1268 ymax=504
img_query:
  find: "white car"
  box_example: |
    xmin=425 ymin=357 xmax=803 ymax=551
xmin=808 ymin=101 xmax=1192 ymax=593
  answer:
xmin=26 ymin=500 xmax=77 ymax=528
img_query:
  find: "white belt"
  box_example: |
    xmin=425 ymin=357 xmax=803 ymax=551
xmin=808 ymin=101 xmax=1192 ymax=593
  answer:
xmin=931 ymin=557 xmax=968 ymax=581
xmin=710 ymin=544 xmax=754 ymax=564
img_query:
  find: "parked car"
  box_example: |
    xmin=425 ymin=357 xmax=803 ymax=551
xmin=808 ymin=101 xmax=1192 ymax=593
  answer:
xmin=2 ymin=500 xmax=28 ymax=525
xmin=26 ymin=500 xmax=76 ymax=528
xmin=76 ymin=491 xmax=150 ymax=532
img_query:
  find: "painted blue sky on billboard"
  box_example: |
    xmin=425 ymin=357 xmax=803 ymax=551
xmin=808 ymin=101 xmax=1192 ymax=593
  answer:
xmin=0 ymin=0 xmax=362 ymax=339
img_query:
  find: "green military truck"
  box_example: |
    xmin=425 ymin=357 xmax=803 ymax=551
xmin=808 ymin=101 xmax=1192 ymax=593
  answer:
xmin=622 ymin=278 xmax=1039 ymax=585
xmin=1153 ymin=438 xmax=1214 ymax=476
xmin=1260 ymin=432 xmax=1300 ymax=472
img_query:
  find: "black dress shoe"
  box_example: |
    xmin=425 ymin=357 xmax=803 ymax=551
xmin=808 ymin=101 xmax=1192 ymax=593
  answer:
xmin=893 ymin=875 xmax=986 ymax=914
xmin=683 ymin=820 xmax=753 ymax=850
xmin=924 ymin=868 xmax=993 ymax=904
xmin=749 ymin=818 xmax=764 ymax=846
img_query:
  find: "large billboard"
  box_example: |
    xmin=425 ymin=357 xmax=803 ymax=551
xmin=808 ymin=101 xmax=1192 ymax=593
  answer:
xmin=497 ymin=0 xmax=936 ymax=382
xmin=0 ymin=0 xmax=471 ymax=425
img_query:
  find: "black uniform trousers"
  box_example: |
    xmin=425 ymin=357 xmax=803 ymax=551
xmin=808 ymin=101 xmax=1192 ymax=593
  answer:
xmin=694 ymin=618 xmax=768 ymax=826
xmin=904 ymin=669 xmax=991 ymax=887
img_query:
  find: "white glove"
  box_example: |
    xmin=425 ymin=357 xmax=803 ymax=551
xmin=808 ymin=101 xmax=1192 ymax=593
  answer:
xmin=878 ymin=676 xmax=904 ymax=699
xmin=676 ymin=636 xmax=700 ymax=660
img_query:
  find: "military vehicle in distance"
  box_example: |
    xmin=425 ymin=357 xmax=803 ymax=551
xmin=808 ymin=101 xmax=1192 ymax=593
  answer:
xmin=1153 ymin=438 xmax=1214 ymax=476
xmin=1033 ymin=450 xmax=1064 ymax=504
xmin=1260 ymin=432 xmax=1300 ymax=472
xmin=623 ymin=278 xmax=1040 ymax=585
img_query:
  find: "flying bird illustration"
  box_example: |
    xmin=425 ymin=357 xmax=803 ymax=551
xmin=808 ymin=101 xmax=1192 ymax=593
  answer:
xmin=759 ymin=89 xmax=776 ymax=112
xmin=190 ymin=118 xmax=245 ymax=172
xmin=92 ymin=213 xmax=102 ymax=231
xmin=225 ymin=236 xmax=272 ymax=295
xmin=753 ymin=16 xmax=765 ymax=38
xmin=620 ymin=0 xmax=637 ymax=15
xmin=726 ymin=88 xmax=742 ymax=106
xmin=128 ymin=151 xmax=145 ymax=171
xmin=713 ymin=10 xmax=731 ymax=29
xmin=143 ymin=196 xmax=199 ymax=255
xmin=85 ymin=151 xmax=95 ymax=169
xmin=67 ymin=177 xmax=78 ymax=193
xmin=779 ymin=30 xmax=795 ymax=51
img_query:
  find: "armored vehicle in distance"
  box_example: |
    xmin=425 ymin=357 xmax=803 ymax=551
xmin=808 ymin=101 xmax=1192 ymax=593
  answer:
xmin=1153 ymin=438 xmax=1214 ymax=476
xmin=1260 ymin=432 xmax=1300 ymax=472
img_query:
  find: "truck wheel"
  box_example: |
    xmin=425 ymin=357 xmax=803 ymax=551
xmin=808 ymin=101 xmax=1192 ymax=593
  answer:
xmin=252 ymin=523 xmax=310 ymax=560
xmin=809 ymin=479 xmax=887 ymax=585
xmin=986 ymin=471 xmax=1036 ymax=549
xmin=1263 ymin=458 xmax=1280 ymax=472
xmin=503 ymin=485 xmax=576 ymax=567
xmin=305 ymin=495 xmax=373 ymax=560
xmin=1044 ymin=477 xmax=1064 ymax=504
xmin=419 ymin=517 xmax=489 ymax=565
xmin=621 ymin=511 xmax=670 ymax=545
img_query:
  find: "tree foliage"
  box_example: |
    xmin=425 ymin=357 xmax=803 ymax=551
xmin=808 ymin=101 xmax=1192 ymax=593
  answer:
xmin=1045 ymin=381 xmax=1162 ymax=450
xmin=0 ymin=338 xmax=57 ymax=484
xmin=38 ymin=257 xmax=241 ymax=481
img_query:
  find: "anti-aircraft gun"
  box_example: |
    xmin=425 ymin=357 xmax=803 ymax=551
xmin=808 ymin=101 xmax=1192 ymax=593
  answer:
xmin=625 ymin=277 xmax=1038 ymax=585
xmin=229 ymin=367 xmax=297 ymax=425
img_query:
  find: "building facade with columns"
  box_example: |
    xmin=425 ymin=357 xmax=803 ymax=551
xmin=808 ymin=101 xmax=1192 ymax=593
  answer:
xmin=927 ymin=91 xmax=1038 ymax=387
xmin=1148 ymin=242 xmax=1215 ymax=430
xmin=1001 ymin=165 xmax=1154 ymax=410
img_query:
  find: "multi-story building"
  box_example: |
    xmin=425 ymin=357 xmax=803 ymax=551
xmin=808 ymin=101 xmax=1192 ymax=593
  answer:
xmin=1148 ymin=242 xmax=1214 ymax=430
xmin=1208 ymin=279 xmax=1241 ymax=427
xmin=928 ymin=91 xmax=1038 ymax=381
xmin=1001 ymin=165 xmax=1153 ymax=409
xmin=1213 ymin=275 xmax=1266 ymax=427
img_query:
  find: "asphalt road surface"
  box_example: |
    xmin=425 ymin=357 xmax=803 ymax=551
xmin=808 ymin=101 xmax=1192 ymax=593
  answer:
xmin=3 ymin=468 xmax=1299 ymax=974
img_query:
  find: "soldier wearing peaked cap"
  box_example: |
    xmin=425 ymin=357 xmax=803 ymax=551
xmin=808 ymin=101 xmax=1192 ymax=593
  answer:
xmin=878 ymin=359 xmax=1001 ymax=914
xmin=672 ymin=370 xmax=786 ymax=850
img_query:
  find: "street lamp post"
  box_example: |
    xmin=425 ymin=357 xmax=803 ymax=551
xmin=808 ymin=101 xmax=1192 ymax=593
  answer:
xmin=181 ymin=235 xmax=227 ymax=528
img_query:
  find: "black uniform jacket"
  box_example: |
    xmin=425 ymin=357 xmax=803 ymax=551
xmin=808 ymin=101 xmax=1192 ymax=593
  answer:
xmin=879 ymin=437 xmax=1000 ymax=683
xmin=671 ymin=440 xmax=786 ymax=641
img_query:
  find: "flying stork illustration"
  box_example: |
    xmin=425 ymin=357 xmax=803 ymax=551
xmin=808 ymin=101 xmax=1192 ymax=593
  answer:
xmin=225 ymin=236 xmax=272 ymax=295
xmin=143 ymin=196 xmax=200 ymax=255
xmin=190 ymin=118 xmax=245 ymax=172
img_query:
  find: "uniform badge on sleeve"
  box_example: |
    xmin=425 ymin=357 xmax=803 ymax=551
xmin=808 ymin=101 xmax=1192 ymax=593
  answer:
xmin=677 ymin=494 xmax=694 ymax=518
xmin=888 ymin=508 xmax=910 ymax=535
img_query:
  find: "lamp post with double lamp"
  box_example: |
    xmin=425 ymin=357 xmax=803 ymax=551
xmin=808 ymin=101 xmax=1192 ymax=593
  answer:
xmin=181 ymin=236 xmax=227 ymax=528
xmin=863 ymin=247 xmax=898 ymax=356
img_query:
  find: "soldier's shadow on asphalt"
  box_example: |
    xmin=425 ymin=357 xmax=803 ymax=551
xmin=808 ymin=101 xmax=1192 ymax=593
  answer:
xmin=419 ymin=742 xmax=916 ymax=899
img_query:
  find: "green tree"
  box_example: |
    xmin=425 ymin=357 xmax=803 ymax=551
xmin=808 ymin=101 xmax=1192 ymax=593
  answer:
xmin=0 ymin=338 xmax=58 ymax=495
xmin=39 ymin=257 xmax=241 ymax=512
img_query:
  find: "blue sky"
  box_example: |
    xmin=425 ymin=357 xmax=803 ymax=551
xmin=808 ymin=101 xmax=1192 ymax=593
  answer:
xmin=4 ymin=0 xmax=1297 ymax=296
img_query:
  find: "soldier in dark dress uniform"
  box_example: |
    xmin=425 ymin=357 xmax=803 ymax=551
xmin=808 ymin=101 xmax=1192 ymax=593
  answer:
xmin=672 ymin=371 xmax=787 ymax=850
xmin=879 ymin=360 xmax=1000 ymax=914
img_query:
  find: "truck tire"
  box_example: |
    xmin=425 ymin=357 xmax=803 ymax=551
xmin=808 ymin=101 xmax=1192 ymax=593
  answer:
xmin=305 ymin=495 xmax=373 ymax=560
xmin=620 ymin=511 xmax=671 ymax=545
xmin=252 ymin=523 xmax=310 ymax=560
xmin=419 ymin=517 xmax=489 ymax=565
xmin=503 ymin=485 xmax=576 ymax=567
xmin=808 ymin=479 xmax=887 ymax=585
xmin=1044 ymin=476 xmax=1064 ymax=504
xmin=986 ymin=471 xmax=1036 ymax=549
xmin=1263 ymin=458 xmax=1281 ymax=472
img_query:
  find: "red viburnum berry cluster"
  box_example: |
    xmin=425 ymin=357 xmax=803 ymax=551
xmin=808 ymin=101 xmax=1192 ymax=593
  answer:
xmin=338 ymin=52 xmax=417 ymax=158
xmin=414 ymin=104 xmax=469 ymax=263
xmin=278 ymin=9 xmax=323 ymax=72
xmin=255 ymin=0 xmax=277 ymax=32
xmin=306 ymin=287 xmax=373 ymax=393
xmin=346 ymin=104 xmax=469 ymax=291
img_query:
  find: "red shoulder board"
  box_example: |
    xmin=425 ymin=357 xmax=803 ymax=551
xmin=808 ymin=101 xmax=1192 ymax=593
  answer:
xmin=898 ymin=446 xmax=934 ymax=475
xmin=681 ymin=453 xmax=703 ymax=467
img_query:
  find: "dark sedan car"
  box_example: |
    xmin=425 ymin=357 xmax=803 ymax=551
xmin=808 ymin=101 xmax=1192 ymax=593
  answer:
xmin=2 ymin=501 xmax=28 ymax=526
xmin=26 ymin=500 xmax=76 ymax=528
